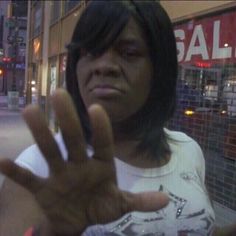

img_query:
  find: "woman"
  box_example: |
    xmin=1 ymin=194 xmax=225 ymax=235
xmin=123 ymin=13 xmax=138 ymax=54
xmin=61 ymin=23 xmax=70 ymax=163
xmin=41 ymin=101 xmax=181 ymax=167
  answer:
xmin=0 ymin=1 xmax=235 ymax=235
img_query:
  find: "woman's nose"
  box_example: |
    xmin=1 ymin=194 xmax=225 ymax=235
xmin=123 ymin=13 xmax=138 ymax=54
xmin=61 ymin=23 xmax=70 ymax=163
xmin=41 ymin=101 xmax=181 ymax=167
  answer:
xmin=92 ymin=50 xmax=120 ymax=77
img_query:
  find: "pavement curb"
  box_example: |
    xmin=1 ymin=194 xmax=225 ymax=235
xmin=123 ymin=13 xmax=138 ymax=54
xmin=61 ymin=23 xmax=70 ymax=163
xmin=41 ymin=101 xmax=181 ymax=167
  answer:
xmin=0 ymin=107 xmax=24 ymax=116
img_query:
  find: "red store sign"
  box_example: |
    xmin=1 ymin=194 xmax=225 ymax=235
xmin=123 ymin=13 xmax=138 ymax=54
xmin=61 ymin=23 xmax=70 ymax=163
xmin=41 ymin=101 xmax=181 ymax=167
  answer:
xmin=174 ymin=10 xmax=236 ymax=64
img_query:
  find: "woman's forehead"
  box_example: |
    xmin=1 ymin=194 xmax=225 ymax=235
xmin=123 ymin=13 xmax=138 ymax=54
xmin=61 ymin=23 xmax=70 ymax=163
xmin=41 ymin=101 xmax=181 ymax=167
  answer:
xmin=113 ymin=17 xmax=147 ymax=46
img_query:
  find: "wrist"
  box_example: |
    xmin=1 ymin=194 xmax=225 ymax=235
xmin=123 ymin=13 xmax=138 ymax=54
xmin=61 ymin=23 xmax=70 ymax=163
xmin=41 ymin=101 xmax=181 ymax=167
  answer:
xmin=24 ymin=226 xmax=40 ymax=236
xmin=24 ymin=226 xmax=84 ymax=236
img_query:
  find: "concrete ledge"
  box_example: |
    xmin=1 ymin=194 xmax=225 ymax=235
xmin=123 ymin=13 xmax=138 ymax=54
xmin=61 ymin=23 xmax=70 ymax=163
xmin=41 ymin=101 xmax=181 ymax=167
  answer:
xmin=214 ymin=201 xmax=236 ymax=226
xmin=0 ymin=96 xmax=26 ymax=108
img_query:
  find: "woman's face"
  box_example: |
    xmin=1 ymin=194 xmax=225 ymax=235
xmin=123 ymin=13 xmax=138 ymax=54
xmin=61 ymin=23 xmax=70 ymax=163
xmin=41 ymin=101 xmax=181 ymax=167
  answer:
xmin=76 ymin=17 xmax=153 ymax=123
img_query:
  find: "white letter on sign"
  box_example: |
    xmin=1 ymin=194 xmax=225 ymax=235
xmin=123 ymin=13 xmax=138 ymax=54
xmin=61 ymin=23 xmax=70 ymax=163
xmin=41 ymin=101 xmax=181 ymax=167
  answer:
xmin=175 ymin=29 xmax=185 ymax=62
xmin=212 ymin=20 xmax=232 ymax=59
xmin=185 ymin=24 xmax=209 ymax=61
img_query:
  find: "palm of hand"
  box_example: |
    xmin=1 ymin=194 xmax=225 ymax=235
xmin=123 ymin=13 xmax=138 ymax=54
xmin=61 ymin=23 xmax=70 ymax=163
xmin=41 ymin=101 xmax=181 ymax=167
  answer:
xmin=37 ymin=160 xmax=126 ymax=234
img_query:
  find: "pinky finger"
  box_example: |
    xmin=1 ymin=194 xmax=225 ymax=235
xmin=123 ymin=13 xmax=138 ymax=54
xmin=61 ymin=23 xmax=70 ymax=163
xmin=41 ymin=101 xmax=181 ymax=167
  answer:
xmin=0 ymin=159 xmax=44 ymax=193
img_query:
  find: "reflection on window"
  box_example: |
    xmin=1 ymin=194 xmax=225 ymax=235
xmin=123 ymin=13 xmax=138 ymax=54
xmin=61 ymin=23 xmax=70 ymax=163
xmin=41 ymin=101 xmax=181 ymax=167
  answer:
xmin=33 ymin=2 xmax=42 ymax=37
xmin=33 ymin=37 xmax=40 ymax=61
xmin=64 ymin=0 xmax=80 ymax=14
xmin=50 ymin=1 xmax=61 ymax=24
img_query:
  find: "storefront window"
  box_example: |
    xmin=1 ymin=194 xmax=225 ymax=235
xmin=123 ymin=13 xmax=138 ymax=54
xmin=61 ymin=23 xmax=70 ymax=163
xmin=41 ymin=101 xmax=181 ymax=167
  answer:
xmin=64 ymin=0 xmax=81 ymax=14
xmin=50 ymin=1 xmax=61 ymax=24
xmin=169 ymin=7 xmax=236 ymax=212
xmin=33 ymin=2 xmax=42 ymax=37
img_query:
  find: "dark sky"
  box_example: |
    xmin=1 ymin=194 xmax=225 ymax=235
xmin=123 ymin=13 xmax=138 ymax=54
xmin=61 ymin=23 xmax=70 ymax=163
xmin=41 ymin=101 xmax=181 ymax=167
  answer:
xmin=12 ymin=0 xmax=28 ymax=17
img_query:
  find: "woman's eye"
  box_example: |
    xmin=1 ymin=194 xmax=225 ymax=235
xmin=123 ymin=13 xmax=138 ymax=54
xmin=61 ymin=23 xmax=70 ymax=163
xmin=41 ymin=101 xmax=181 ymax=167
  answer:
xmin=121 ymin=48 xmax=139 ymax=58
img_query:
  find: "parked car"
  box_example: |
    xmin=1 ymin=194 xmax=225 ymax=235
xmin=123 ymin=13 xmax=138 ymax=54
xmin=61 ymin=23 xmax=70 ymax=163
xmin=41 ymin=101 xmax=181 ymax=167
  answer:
xmin=183 ymin=98 xmax=228 ymax=116
xmin=176 ymin=82 xmax=228 ymax=116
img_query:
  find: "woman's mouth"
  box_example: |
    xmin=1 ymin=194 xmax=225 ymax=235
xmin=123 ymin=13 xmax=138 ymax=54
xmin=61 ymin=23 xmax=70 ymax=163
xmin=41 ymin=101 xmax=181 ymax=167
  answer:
xmin=89 ymin=85 xmax=124 ymax=97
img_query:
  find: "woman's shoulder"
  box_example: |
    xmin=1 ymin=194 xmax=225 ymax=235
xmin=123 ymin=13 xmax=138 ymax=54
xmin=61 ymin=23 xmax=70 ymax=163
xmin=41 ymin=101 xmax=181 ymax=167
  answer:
xmin=165 ymin=128 xmax=203 ymax=151
xmin=164 ymin=128 xmax=195 ymax=143
xmin=15 ymin=143 xmax=49 ymax=177
xmin=164 ymin=128 xmax=204 ymax=165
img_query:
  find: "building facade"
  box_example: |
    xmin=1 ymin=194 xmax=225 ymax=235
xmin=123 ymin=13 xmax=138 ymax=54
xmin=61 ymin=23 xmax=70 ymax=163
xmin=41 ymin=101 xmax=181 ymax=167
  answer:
xmin=25 ymin=0 xmax=86 ymax=128
xmin=0 ymin=0 xmax=27 ymax=96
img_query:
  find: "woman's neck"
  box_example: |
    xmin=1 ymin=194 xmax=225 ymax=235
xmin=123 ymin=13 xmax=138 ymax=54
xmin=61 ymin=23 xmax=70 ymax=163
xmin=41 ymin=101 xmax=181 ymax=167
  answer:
xmin=113 ymin=135 xmax=170 ymax=168
xmin=111 ymin=122 xmax=170 ymax=168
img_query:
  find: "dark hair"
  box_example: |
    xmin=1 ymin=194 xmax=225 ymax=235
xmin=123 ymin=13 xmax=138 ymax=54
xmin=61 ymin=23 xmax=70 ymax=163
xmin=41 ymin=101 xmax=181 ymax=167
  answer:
xmin=66 ymin=0 xmax=178 ymax=160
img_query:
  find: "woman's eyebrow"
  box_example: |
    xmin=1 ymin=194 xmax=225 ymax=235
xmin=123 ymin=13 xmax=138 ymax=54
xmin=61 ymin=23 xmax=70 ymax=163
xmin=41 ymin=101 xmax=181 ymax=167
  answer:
xmin=115 ymin=38 xmax=145 ymax=48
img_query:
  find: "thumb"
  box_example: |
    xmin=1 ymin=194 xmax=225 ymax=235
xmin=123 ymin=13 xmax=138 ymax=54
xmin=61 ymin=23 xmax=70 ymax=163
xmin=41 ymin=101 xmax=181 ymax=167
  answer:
xmin=122 ymin=191 xmax=169 ymax=213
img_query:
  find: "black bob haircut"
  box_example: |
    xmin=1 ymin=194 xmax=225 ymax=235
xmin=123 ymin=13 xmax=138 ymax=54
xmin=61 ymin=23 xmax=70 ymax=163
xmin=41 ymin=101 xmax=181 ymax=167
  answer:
xmin=66 ymin=0 xmax=178 ymax=159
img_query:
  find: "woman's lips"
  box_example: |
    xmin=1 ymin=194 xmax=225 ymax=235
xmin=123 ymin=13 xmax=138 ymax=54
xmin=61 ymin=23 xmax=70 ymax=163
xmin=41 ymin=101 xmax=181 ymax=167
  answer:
xmin=89 ymin=85 xmax=124 ymax=97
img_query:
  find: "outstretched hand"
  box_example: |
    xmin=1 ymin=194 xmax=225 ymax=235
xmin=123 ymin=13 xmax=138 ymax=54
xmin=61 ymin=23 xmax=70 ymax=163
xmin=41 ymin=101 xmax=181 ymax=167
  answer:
xmin=0 ymin=89 xmax=169 ymax=235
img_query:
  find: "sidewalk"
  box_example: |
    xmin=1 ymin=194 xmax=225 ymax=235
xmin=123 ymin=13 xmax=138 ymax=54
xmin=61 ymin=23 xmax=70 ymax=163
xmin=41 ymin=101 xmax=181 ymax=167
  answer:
xmin=0 ymin=107 xmax=24 ymax=116
xmin=0 ymin=104 xmax=33 ymax=189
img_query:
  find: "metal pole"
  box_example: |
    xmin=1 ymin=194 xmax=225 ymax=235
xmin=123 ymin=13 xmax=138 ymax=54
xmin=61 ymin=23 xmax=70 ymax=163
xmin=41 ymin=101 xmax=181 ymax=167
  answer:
xmin=7 ymin=2 xmax=19 ymax=110
xmin=11 ymin=12 xmax=18 ymax=91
